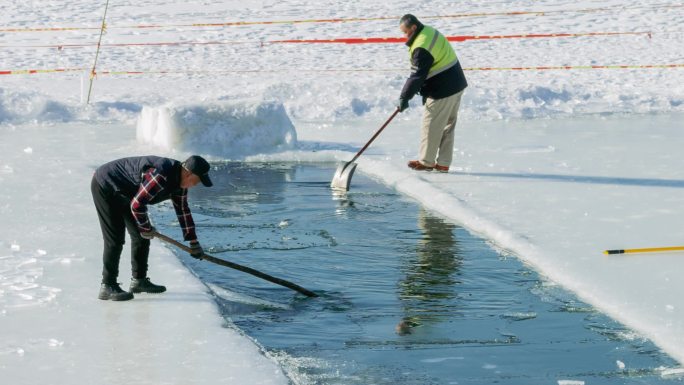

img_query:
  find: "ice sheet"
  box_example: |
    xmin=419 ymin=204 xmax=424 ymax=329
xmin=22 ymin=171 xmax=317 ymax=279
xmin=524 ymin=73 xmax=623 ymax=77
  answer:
xmin=0 ymin=123 xmax=288 ymax=384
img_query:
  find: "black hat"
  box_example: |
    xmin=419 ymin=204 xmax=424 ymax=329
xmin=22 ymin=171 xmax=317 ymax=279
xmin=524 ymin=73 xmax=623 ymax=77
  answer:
xmin=183 ymin=155 xmax=213 ymax=187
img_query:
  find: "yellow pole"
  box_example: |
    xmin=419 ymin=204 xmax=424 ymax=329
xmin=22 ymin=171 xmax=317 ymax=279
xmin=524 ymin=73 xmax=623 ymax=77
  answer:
xmin=86 ymin=0 xmax=110 ymax=104
xmin=604 ymin=246 xmax=684 ymax=255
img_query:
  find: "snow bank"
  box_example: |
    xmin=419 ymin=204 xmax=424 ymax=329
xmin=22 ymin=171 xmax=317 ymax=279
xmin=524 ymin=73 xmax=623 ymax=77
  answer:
xmin=0 ymin=88 xmax=142 ymax=124
xmin=461 ymin=70 xmax=684 ymax=121
xmin=136 ymin=101 xmax=297 ymax=159
xmin=0 ymin=88 xmax=73 ymax=124
xmin=270 ymin=69 xmax=684 ymax=122
xmin=5 ymin=69 xmax=682 ymax=126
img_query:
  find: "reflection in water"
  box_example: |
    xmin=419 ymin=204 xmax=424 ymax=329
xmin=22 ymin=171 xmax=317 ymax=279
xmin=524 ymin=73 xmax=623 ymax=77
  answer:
xmin=332 ymin=191 xmax=355 ymax=218
xmin=189 ymin=162 xmax=295 ymax=217
xmin=397 ymin=208 xmax=461 ymax=335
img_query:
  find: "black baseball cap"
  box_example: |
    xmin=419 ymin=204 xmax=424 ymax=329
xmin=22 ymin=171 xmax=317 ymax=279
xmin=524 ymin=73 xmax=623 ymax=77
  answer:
xmin=183 ymin=155 xmax=213 ymax=187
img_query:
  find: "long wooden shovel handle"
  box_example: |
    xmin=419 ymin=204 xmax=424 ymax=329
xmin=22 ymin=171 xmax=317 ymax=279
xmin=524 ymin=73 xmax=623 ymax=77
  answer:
xmin=346 ymin=108 xmax=399 ymax=166
xmin=153 ymin=232 xmax=318 ymax=297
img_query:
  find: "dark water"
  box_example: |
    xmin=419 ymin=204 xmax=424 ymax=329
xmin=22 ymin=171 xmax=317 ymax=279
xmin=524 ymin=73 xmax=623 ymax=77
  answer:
xmin=155 ymin=163 xmax=682 ymax=385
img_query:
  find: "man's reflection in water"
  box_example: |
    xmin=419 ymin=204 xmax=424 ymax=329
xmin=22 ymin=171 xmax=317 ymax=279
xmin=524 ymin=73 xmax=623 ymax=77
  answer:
xmin=397 ymin=208 xmax=462 ymax=335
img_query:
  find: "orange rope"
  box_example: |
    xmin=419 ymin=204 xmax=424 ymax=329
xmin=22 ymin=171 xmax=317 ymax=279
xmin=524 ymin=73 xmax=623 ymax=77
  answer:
xmin=0 ymin=31 xmax=654 ymax=50
xmin=0 ymin=68 xmax=83 ymax=75
xmin=271 ymin=31 xmax=652 ymax=44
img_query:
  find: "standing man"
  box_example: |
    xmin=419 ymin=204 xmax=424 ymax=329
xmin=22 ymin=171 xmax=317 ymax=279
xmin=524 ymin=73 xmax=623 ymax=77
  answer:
xmin=397 ymin=14 xmax=468 ymax=172
xmin=91 ymin=155 xmax=212 ymax=301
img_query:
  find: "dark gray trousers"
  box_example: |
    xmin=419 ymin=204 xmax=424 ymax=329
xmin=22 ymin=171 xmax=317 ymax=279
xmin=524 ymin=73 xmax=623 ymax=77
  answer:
xmin=91 ymin=176 xmax=150 ymax=284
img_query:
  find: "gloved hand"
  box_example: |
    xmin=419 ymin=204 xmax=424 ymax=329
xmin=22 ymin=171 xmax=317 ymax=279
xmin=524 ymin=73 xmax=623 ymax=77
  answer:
xmin=397 ymin=98 xmax=409 ymax=112
xmin=140 ymin=226 xmax=156 ymax=240
xmin=189 ymin=241 xmax=204 ymax=260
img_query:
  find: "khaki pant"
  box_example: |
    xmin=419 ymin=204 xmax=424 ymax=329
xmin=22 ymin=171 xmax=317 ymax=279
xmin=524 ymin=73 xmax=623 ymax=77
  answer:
xmin=419 ymin=90 xmax=464 ymax=167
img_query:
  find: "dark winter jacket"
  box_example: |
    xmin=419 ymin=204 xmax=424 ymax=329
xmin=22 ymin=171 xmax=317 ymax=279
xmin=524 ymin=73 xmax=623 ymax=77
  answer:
xmin=400 ymin=25 xmax=468 ymax=103
xmin=94 ymin=156 xmax=198 ymax=240
xmin=94 ymin=155 xmax=182 ymax=203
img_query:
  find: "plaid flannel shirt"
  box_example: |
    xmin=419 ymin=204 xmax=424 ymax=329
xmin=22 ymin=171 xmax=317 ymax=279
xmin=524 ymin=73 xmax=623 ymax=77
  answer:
xmin=130 ymin=168 xmax=197 ymax=241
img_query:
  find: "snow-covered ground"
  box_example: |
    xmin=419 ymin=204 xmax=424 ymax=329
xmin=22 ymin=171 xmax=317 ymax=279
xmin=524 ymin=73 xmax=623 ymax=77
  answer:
xmin=2 ymin=0 xmax=684 ymax=382
xmin=0 ymin=122 xmax=289 ymax=384
xmin=1 ymin=0 xmax=682 ymax=124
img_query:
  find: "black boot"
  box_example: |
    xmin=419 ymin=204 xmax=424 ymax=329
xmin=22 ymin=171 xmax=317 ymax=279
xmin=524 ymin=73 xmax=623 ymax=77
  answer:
xmin=98 ymin=283 xmax=134 ymax=301
xmin=129 ymin=277 xmax=166 ymax=294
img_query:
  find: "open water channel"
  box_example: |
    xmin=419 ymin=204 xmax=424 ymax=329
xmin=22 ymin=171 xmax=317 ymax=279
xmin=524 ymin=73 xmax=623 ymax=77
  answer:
xmin=156 ymin=162 xmax=682 ymax=385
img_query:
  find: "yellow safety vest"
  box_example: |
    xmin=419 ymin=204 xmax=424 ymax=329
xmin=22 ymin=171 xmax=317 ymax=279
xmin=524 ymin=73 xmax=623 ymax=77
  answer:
xmin=408 ymin=26 xmax=459 ymax=79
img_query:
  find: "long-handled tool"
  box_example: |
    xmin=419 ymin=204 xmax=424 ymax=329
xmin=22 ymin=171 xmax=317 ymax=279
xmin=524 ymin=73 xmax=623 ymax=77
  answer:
xmin=153 ymin=231 xmax=318 ymax=297
xmin=86 ymin=0 xmax=110 ymax=104
xmin=330 ymin=108 xmax=399 ymax=191
xmin=604 ymin=245 xmax=684 ymax=255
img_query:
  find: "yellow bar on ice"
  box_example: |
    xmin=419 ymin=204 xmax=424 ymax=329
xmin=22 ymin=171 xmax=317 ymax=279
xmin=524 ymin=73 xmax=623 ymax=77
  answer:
xmin=604 ymin=246 xmax=684 ymax=255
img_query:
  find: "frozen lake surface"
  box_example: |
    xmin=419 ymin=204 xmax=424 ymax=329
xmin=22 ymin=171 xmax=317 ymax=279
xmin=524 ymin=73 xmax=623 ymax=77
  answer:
xmin=2 ymin=1 xmax=684 ymax=382
xmin=155 ymin=163 xmax=683 ymax=385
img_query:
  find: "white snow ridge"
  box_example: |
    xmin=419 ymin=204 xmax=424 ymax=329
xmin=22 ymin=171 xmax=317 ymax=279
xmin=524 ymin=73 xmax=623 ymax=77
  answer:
xmin=137 ymin=101 xmax=297 ymax=158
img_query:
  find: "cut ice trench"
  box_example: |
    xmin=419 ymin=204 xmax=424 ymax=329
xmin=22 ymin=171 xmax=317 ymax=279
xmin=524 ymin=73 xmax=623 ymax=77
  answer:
xmin=154 ymin=162 xmax=683 ymax=385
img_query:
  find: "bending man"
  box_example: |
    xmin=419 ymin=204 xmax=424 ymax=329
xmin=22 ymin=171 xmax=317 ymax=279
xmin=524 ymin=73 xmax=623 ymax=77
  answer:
xmin=91 ymin=155 xmax=212 ymax=301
